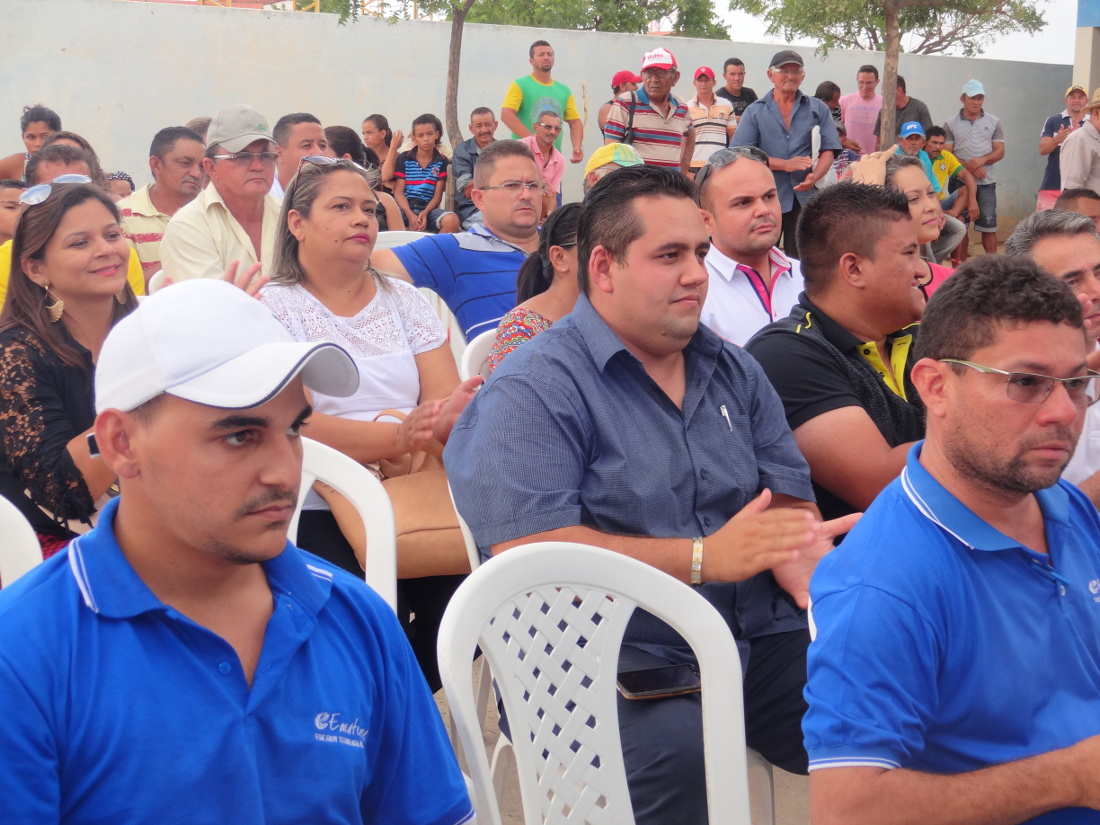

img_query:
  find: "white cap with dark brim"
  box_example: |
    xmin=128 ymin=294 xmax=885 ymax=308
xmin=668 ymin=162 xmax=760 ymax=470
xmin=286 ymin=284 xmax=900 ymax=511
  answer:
xmin=95 ymin=279 xmax=359 ymax=414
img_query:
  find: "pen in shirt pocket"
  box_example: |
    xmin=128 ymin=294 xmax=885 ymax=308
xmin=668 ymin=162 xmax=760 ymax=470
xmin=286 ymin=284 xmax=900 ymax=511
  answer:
xmin=720 ymin=405 xmax=732 ymax=431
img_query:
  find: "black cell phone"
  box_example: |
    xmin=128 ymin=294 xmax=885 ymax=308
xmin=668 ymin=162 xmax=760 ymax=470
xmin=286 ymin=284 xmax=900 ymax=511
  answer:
xmin=616 ymin=663 xmax=701 ymax=700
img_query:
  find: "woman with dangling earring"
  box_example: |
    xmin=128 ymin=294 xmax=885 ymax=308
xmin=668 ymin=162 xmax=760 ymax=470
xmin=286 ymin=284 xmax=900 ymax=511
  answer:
xmin=0 ymin=181 xmax=137 ymax=557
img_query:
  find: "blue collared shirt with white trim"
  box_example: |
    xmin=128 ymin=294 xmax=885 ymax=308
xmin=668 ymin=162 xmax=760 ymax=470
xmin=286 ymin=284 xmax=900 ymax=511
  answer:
xmin=0 ymin=497 xmax=473 ymax=825
xmin=805 ymin=443 xmax=1100 ymax=823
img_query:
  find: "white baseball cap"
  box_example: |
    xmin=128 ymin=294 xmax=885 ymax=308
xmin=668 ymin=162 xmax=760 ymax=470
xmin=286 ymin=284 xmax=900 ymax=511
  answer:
xmin=95 ymin=280 xmax=359 ymax=414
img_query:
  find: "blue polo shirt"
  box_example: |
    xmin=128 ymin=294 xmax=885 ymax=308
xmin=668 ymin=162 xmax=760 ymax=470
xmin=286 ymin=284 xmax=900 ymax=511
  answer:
xmin=445 ymin=293 xmax=815 ymax=661
xmin=731 ymin=90 xmax=842 ymax=212
xmin=0 ymin=498 xmax=473 ymax=825
xmin=392 ymin=223 xmax=527 ymax=341
xmin=1041 ymin=111 xmax=1087 ymax=191
xmin=805 ymin=443 xmax=1100 ymax=824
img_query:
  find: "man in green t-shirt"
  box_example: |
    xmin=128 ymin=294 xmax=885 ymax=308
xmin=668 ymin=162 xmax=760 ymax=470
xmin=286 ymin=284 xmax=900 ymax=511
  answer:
xmin=501 ymin=40 xmax=584 ymax=164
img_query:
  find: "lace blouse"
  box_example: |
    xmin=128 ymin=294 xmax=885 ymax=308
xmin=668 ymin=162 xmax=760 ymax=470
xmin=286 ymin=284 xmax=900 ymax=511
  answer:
xmin=0 ymin=325 xmax=97 ymax=538
xmin=261 ymin=275 xmax=447 ymax=419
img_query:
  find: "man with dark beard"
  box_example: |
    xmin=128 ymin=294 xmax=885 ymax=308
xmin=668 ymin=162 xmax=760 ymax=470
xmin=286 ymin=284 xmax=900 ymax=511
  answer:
xmin=804 ymin=255 xmax=1100 ymax=825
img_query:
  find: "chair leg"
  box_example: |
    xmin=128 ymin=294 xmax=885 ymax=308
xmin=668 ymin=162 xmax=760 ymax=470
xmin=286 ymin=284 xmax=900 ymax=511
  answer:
xmin=490 ymin=732 xmax=517 ymax=810
xmin=746 ymin=748 xmax=775 ymax=825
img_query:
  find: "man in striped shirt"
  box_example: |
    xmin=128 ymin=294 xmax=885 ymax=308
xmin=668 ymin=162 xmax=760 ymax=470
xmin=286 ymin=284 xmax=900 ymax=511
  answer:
xmin=118 ymin=126 xmax=205 ymax=280
xmin=604 ymin=47 xmax=695 ymax=175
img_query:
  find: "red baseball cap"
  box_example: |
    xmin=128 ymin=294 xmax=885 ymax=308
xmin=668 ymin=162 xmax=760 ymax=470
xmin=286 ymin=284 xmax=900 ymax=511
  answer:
xmin=612 ymin=70 xmax=641 ymax=89
xmin=694 ymin=66 xmax=716 ymax=80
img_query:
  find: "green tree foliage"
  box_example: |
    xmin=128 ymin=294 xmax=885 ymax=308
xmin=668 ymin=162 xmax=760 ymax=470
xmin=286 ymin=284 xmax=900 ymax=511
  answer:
xmin=464 ymin=0 xmax=728 ymax=39
xmin=729 ymin=0 xmax=1045 ymax=57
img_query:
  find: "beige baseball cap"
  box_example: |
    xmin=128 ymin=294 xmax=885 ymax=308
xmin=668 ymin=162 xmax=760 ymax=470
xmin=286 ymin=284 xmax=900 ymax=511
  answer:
xmin=206 ymin=104 xmax=274 ymax=153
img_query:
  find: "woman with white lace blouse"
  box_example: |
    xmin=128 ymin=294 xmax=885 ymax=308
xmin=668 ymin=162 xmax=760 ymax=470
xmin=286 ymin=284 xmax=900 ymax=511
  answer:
xmin=261 ymin=157 xmax=478 ymax=689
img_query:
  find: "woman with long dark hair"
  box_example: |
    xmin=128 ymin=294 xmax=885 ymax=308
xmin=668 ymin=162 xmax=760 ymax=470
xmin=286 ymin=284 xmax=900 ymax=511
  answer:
xmin=489 ymin=201 xmax=581 ymax=371
xmin=0 ymin=182 xmax=136 ymax=553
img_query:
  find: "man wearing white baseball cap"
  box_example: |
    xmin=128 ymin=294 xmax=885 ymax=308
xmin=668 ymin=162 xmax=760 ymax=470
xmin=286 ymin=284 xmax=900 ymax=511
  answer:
xmin=604 ymin=47 xmax=695 ymax=174
xmin=0 ymin=279 xmax=474 ymax=825
xmin=161 ymin=103 xmax=284 ymax=282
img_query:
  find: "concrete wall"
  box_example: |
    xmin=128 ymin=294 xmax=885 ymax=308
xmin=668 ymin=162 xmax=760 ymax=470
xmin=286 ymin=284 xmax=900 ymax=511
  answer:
xmin=1 ymin=0 xmax=1070 ymax=226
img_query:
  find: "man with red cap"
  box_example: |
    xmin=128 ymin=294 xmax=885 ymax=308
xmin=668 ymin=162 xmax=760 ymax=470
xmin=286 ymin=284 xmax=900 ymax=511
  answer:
xmin=687 ymin=65 xmax=735 ymax=175
xmin=598 ymin=69 xmax=640 ymax=135
xmin=604 ymin=47 xmax=695 ymax=174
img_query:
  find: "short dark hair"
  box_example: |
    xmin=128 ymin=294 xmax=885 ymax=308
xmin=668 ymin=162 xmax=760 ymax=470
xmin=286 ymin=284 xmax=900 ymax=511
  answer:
xmin=857 ymin=64 xmax=880 ymax=79
xmin=1054 ymin=187 xmax=1100 ymax=211
xmin=926 ymin=126 xmax=947 ymax=140
xmin=916 ymin=255 xmax=1084 ymax=363
xmin=796 ymin=182 xmax=911 ymax=296
xmin=273 ymin=113 xmax=321 ymax=148
xmin=0 ymin=179 xmax=26 ymax=194
xmin=470 ymin=107 xmax=493 ymax=120
xmin=814 ymin=81 xmax=841 ymax=102
xmin=21 ymin=105 xmax=61 ymax=133
xmin=472 ymin=139 xmax=536 ymax=188
xmin=149 ymin=126 xmax=204 ymax=160
xmin=24 ymin=143 xmax=93 ymax=185
xmin=324 ymin=125 xmax=367 ymax=166
xmin=723 ymin=58 xmax=745 ymax=71
xmin=1004 ymin=209 xmax=1098 ymax=257
xmin=896 ymin=75 xmax=907 ymax=93
xmin=529 ymin=40 xmax=552 ymax=58
xmin=578 ymin=165 xmax=695 ymax=294
xmin=411 ymin=113 xmax=443 ymax=145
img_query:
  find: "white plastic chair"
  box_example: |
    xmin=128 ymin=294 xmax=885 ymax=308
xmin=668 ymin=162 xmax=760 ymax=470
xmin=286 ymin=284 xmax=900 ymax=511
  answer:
xmin=146 ymin=269 xmax=168 ymax=294
xmin=0 ymin=496 xmax=42 ymax=586
xmin=290 ymin=438 xmax=397 ymax=611
xmin=459 ymin=328 xmax=497 ymax=382
xmin=438 ymin=541 xmax=752 ymax=825
xmin=372 ymin=230 xmax=432 ymax=249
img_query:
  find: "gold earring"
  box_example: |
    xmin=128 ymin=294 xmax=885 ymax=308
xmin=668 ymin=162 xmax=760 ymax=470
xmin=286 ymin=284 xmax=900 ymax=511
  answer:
xmin=43 ymin=283 xmax=64 ymax=323
xmin=115 ymin=289 xmax=127 ymax=305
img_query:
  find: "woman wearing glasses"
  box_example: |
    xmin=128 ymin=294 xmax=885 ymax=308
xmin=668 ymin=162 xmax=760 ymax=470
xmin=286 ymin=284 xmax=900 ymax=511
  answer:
xmin=261 ymin=157 xmax=476 ymax=689
xmin=489 ymin=202 xmax=580 ymax=372
xmin=0 ymin=181 xmax=137 ymax=555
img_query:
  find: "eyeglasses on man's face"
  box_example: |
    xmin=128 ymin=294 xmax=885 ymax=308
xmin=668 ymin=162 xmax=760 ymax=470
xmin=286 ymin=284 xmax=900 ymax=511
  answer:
xmin=479 ymin=181 xmax=542 ymax=195
xmin=212 ymin=151 xmax=279 ymax=167
xmin=940 ymin=359 xmax=1100 ymax=407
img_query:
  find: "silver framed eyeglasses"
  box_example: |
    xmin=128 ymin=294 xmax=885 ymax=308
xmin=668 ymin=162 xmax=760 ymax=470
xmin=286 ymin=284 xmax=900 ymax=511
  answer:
xmin=478 ymin=181 xmax=542 ymax=194
xmin=211 ymin=151 xmax=279 ymax=167
xmin=940 ymin=359 xmax=1100 ymax=407
xmin=20 ymin=174 xmax=93 ymax=206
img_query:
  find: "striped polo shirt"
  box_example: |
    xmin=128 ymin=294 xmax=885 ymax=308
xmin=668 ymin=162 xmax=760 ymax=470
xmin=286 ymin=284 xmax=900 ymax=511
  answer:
xmin=118 ymin=183 xmax=171 ymax=277
xmin=943 ymin=109 xmax=1004 ymax=185
xmin=604 ymin=89 xmax=693 ymax=169
xmin=394 ymin=148 xmax=449 ymax=205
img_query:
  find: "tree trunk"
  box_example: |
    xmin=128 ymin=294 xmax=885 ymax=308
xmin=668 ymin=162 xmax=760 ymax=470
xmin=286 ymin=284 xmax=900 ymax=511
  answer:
xmin=444 ymin=0 xmax=477 ymax=149
xmin=879 ymin=0 xmax=901 ymax=151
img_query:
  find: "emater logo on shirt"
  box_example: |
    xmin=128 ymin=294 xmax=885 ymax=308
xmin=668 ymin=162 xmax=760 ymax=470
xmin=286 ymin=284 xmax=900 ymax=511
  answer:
xmin=314 ymin=712 xmax=369 ymax=748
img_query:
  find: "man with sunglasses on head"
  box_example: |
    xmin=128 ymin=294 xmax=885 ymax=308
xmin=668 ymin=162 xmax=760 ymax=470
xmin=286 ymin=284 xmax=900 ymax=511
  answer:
xmin=806 ymin=257 xmax=1100 ymax=825
xmin=732 ymin=50 xmax=841 ymax=259
xmin=1007 ymin=209 xmax=1100 ymax=507
xmin=696 ymin=146 xmax=804 ymax=346
xmin=161 ymin=104 xmax=281 ymax=282
xmin=371 ymin=139 xmax=541 ymax=342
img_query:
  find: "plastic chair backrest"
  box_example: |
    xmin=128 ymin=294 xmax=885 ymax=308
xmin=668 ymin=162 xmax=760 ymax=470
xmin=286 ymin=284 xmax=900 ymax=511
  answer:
xmin=146 ymin=269 xmax=168 ymax=294
xmin=0 ymin=496 xmax=42 ymax=586
xmin=291 ymin=438 xmax=397 ymax=611
xmin=438 ymin=541 xmax=752 ymax=825
xmin=460 ymin=328 xmax=497 ymax=382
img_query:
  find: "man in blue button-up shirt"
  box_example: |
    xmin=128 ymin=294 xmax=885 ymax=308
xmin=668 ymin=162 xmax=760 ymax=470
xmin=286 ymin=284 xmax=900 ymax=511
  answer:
xmin=447 ymin=165 xmax=856 ymax=825
xmin=731 ymin=49 xmax=841 ymax=259
xmin=807 ymin=256 xmax=1100 ymax=825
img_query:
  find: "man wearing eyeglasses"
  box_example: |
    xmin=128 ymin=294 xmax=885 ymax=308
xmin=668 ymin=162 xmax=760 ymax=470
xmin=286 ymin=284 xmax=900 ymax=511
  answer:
xmin=370 ymin=139 xmax=541 ymax=341
xmin=161 ymin=104 xmax=281 ymax=282
xmin=732 ymin=50 xmax=841 ymax=259
xmin=519 ymin=110 xmax=566 ymax=216
xmin=805 ymin=256 xmax=1100 ymax=825
xmin=604 ymin=47 xmax=695 ymax=175
xmin=1006 ymin=208 xmax=1100 ymax=507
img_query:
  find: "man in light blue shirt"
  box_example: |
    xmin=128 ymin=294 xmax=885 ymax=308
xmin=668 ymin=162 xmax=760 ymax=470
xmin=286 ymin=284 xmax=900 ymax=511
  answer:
xmin=731 ymin=49 xmax=841 ymax=258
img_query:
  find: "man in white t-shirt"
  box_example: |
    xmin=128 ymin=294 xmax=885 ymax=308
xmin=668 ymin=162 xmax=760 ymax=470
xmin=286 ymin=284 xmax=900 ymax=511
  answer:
xmin=839 ymin=65 xmax=883 ymax=154
xmin=697 ymin=146 xmax=803 ymax=345
xmin=1006 ymin=208 xmax=1100 ymax=506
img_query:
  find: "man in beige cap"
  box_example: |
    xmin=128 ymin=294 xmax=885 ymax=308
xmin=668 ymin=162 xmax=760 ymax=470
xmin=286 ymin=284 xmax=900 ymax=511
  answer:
xmin=160 ymin=103 xmax=282 ymax=281
xmin=1036 ymin=84 xmax=1088 ymax=210
xmin=1058 ymin=88 xmax=1100 ymax=195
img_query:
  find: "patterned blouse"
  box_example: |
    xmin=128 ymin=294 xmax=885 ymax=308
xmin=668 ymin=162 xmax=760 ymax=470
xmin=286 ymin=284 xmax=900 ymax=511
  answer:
xmin=488 ymin=306 xmax=553 ymax=373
